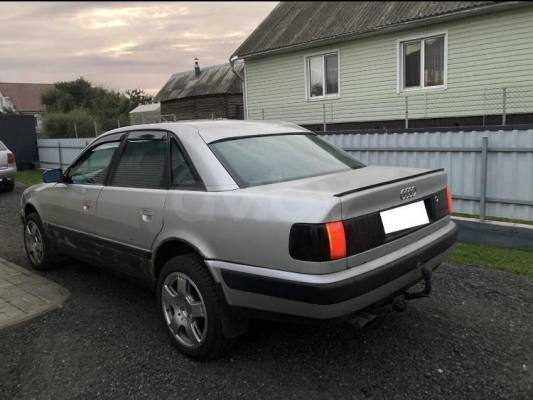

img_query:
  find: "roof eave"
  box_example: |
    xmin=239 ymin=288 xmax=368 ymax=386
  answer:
xmin=232 ymin=1 xmax=524 ymax=60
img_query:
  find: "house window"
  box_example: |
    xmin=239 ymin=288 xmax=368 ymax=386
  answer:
xmin=306 ymin=51 xmax=339 ymax=99
xmin=400 ymin=34 xmax=446 ymax=91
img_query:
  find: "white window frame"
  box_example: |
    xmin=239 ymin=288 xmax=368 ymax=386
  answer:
xmin=304 ymin=49 xmax=341 ymax=101
xmin=243 ymin=61 xmax=249 ymax=120
xmin=397 ymin=31 xmax=448 ymax=93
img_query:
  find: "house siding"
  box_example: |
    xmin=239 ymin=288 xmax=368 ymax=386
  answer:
xmin=244 ymin=6 xmax=533 ymax=126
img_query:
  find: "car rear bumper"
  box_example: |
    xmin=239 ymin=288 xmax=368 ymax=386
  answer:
xmin=0 ymin=165 xmax=16 ymax=180
xmin=208 ymin=220 xmax=458 ymax=320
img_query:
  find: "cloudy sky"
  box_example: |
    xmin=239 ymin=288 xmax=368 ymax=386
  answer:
xmin=0 ymin=2 xmax=278 ymax=94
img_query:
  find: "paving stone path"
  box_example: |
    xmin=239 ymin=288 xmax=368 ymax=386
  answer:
xmin=0 ymin=257 xmax=69 ymax=330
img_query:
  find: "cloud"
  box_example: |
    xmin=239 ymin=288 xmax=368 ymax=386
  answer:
xmin=0 ymin=1 xmax=278 ymax=94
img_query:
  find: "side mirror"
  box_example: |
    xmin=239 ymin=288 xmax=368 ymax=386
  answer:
xmin=43 ymin=169 xmax=64 ymax=183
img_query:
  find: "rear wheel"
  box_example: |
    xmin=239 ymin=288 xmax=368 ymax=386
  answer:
xmin=23 ymin=213 xmax=59 ymax=271
xmin=157 ymin=254 xmax=234 ymax=360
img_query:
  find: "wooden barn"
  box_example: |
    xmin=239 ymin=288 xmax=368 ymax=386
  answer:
xmin=154 ymin=59 xmax=244 ymax=121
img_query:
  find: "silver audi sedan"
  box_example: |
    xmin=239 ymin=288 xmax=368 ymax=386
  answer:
xmin=0 ymin=139 xmax=17 ymax=192
xmin=20 ymin=120 xmax=458 ymax=360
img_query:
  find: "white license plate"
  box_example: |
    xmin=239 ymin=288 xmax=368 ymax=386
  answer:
xmin=380 ymin=201 xmax=429 ymax=234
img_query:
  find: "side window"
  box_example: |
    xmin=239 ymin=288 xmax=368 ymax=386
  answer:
xmin=110 ymin=138 xmax=167 ymax=189
xmin=171 ymin=140 xmax=202 ymax=189
xmin=67 ymin=141 xmax=120 ymax=185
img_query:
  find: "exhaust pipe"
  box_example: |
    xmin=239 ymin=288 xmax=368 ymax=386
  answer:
xmin=347 ymin=310 xmax=377 ymax=329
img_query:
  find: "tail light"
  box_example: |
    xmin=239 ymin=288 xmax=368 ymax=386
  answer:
xmin=289 ymin=221 xmax=347 ymax=262
xmin=325 ymin=222 xmax=347 ymax=260
xmin=7 ymin=151 xmax=15 ymax=164
xmin=446 ymin=186 xmax=453 ymax=213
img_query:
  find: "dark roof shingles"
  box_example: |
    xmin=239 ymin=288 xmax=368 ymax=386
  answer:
xmin=155 ymin=62 xmax=243 ymax=103
xmin=232 ymin=1 xmax=510 ymax=57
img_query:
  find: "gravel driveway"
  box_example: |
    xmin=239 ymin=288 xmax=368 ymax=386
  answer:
xmin=1 ymin=185 xmax=532 ymax=399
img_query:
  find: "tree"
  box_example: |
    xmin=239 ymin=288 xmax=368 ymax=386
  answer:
xmin=41 ymin=77 xmax=94 ymax=113
xmin=40 ymin=77 xmax=153 ymax=138
xmin=124 ymin=88 xmax=154 ymax=109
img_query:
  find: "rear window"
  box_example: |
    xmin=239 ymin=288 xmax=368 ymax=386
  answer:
xmin=209 ymin=133 xmax=365 ymax=187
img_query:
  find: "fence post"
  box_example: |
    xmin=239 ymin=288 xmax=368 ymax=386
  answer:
xmin=405 ymin=97 xmax=409 ymax=129
xmin=117 ymin=119 xmax=121 ymax=128
xmin=173 ymin=114 xmax=176 ymax=122
xmin=502 ymin=87 xmax=507 ymax=126
xmin=58 ymin=142 xmax=63 ymax=170
xmin=482 ymin=88 xmax=486 ymax=126
xmin=74 ymin=122 xmax=78 ymax=139
xmin=480 ymin=136 xmax=489 ymax=223
xmin=262 ymin=109 xmax=265 ymax=120
xmin=94 ymin=120 xmax=98 ymax=137
xmin=322 ymin=103 xmax=327 ymax=132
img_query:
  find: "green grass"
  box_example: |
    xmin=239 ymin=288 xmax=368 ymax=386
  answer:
xmin=447 ymin=242 xmax=533 ymax=278
xmin=452 ymin=212 xmax=533 ymax=226
xmin=16 ymin=169 xmax=44 ymax=186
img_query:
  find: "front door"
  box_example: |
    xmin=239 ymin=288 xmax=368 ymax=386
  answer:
xmin=44 ymin=139 xmax=122 ymax=253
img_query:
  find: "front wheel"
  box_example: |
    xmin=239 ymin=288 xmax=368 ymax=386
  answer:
xmin=157 ymin=254 xmax=235 ymax=360
xmin=23 ymin=213 xmax=59 ymax=271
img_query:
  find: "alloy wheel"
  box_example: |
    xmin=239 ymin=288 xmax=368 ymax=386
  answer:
xmin=25 ymin=221 xmax=44 ymax=265
xmin=161 ymin=272 xmax=208 ymax=348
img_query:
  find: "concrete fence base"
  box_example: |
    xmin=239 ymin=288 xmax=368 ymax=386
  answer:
xmin=452 ymin=217 xmax=533 ymax=251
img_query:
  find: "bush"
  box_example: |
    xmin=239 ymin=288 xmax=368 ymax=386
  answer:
xmin=41 ymin=109 xmax=95 ymax=138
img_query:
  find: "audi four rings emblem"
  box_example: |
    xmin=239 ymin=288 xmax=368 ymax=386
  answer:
xmin=400 ymin=186 xmax=417 ymax=200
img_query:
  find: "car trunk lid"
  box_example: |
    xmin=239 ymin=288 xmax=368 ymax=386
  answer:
xmin=332 ymin=166 xmax=447 ymax=220
xmin=260 ymin=165 xmax=447 ymax=219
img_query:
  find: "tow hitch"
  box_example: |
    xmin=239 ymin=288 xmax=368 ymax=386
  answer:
xmin=392 ymin=266 xmax=433 ymax=312
xmin=347 ymin=266 xmax=434 ymax=328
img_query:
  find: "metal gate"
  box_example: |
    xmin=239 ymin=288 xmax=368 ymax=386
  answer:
xmin=0 ymin=114 xmax=38 ymax=170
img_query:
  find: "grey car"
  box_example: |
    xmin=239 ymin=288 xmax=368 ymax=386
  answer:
xmin=20 ymin=120 xmax=458 ymax=360
xmin=0 ymin=139 xmax=17 ymax=192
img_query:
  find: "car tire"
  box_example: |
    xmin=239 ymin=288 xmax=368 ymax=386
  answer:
xmin=4 ymin=179 xmax=15 ymax=192
xmin=23 ymin=212 xmax=60 ymax=271
xmin=157 ymin=253 xmax=235 ymax=360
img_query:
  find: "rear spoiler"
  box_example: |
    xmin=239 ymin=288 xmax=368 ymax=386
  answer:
xmin=334 ymin=168 xmax=444 ymax=197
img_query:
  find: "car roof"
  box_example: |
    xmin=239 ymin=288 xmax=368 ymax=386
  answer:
xmin=98 ymin=120 xmax=311 ymax=144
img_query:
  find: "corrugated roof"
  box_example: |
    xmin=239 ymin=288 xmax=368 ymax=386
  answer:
xmin=232 ymin=1 xmax=519 ymax=58
xmin=0 ymin=82 xmax=54 ymax=113
xmin=129 ymin=103 xmax=161 ymax=114
xmin=154 ymin=62 xmax=243 ymax=103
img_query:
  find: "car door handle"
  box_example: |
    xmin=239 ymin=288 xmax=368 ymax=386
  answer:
xmin=141 ymin=209 xmax=154 ymax=222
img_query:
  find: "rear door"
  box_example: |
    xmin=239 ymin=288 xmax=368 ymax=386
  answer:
xmin=93 ymin=130 xmax=168 ymax=279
